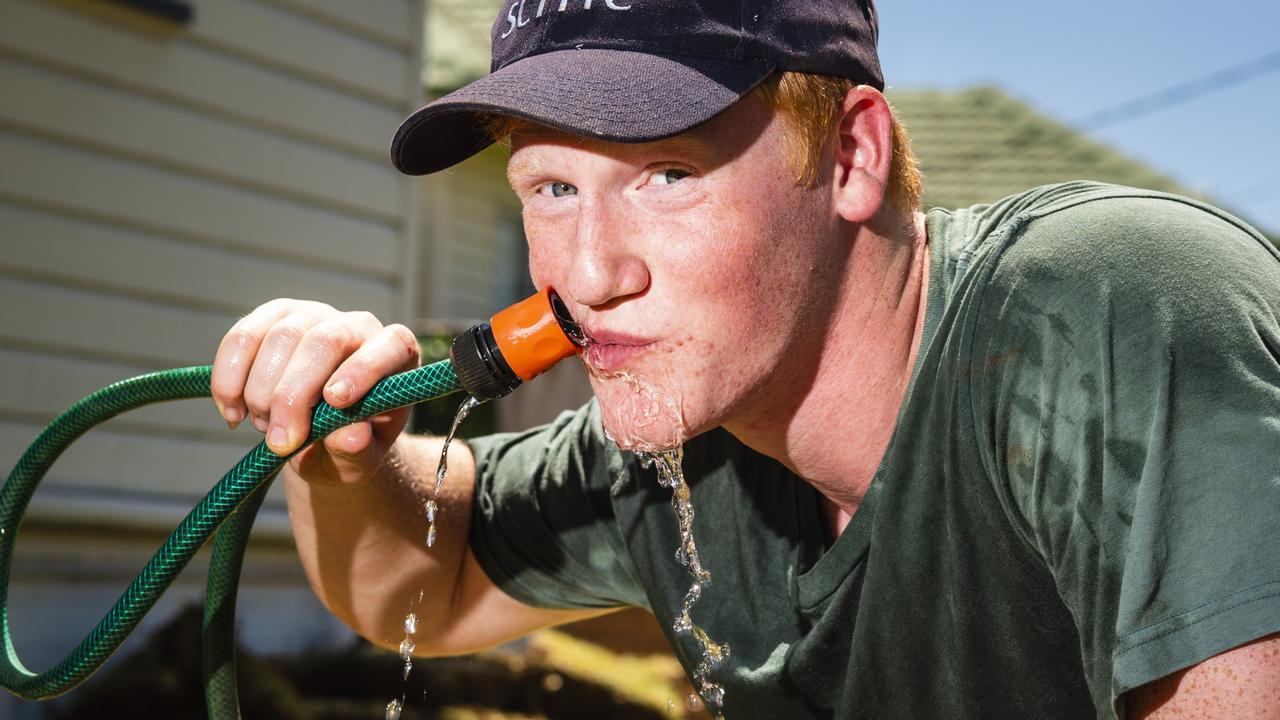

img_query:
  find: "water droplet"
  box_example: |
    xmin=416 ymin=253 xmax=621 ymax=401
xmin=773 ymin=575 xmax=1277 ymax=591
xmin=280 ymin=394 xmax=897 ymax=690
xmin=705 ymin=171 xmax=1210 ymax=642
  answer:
xmin=424 ymin=499 xmax=437 ymax=524
xmin=542 ymin=672 xmax=564 ymax=692
xmin=673 ymin=611 xmax=692 ymax=633
xmin=400 ymin=638 xmax=415 ymax=680
xmin=686 ymin=693 xmax=701 ymax=711
xmin=425 ymin=524 xmax=437 ymax=548
xmin=404 ymin=613 xmax=417 ymax=635
xmin=385 ymin=698 xmax=403 ymax=720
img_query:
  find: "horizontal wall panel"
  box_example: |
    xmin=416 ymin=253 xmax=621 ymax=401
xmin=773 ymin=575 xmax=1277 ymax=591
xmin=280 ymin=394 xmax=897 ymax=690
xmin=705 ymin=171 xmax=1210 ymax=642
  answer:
xmin=446 ymin=237 xmax=502 ymax=263
xmin=0 ymin=421 xmax=276 ymax=499
xmin=437 ymin=197 xmax=511 ymax=225
xmin=0 ymin=347 xmax=269 ymax=442
xmin=0 ymin=131 xmax=399 ymax=278
xmin=0 ymin=202 xmax=395 ymax=316
xmin=17 ymin=484 xmax=292 ymax=541
xmin=0 ymin=277 xmax=238 ymax=368
xmin=189 ymin=0 xmax=409 ymax=106
xmin=258 ymin=0 xmax=416 ymax=52
xmin=0 ymin=57 xmax=401 ymax=220
xmin=443 ymin=246 xmax=503 ymax=282
xmin=0 ymin=1 xmax=402 ymax=159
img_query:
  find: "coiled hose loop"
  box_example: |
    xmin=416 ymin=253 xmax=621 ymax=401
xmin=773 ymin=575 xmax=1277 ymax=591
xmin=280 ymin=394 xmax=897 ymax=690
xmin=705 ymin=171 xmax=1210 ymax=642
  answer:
xmin=0 ymin=359 xmax=462 ymax=712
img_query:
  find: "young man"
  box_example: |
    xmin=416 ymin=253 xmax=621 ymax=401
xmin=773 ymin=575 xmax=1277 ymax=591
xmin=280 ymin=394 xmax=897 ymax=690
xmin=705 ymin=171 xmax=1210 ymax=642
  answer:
xmin=210 ymin=2 xmax=1280 ymax=717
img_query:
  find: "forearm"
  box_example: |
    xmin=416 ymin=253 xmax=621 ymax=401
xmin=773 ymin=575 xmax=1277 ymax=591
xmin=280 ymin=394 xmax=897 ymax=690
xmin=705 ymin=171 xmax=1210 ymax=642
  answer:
xmin=283 ymin=432 xmax=475 ymax=652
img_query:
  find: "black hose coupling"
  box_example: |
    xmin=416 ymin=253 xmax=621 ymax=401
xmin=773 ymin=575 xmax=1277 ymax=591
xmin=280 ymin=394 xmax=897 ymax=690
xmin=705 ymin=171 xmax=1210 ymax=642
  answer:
xmin=449 ymin=288 xmax=582 ymax=401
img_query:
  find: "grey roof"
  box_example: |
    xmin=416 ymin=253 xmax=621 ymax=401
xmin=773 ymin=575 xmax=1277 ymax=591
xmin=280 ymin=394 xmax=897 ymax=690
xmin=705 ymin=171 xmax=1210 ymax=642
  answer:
xmin=887 ymin=86 xmax=1195 ymax=209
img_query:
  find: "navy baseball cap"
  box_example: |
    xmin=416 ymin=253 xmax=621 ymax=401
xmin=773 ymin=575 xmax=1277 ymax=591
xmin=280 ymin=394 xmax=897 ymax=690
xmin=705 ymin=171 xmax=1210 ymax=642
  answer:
xmin=391 ymin=0 xmax=883 ymax=176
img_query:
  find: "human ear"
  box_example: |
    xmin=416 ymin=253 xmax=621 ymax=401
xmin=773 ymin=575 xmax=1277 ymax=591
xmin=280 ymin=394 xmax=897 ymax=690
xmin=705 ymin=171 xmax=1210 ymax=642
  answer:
xmin=830 ymin=87 xmax=893 ymax=224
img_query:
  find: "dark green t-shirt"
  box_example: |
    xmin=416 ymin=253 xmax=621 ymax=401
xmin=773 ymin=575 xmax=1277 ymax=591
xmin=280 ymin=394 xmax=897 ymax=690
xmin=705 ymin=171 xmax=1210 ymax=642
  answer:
xmin=466 ymin=182 xmax=1280 ymax=719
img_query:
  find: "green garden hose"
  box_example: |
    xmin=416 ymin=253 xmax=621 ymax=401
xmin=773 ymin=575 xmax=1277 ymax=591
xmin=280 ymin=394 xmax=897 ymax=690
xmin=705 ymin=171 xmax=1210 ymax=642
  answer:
xmin=0 ymin=288 xmax=581 ymax=717
xmin=0 ymin=359 xmax=463 ymax=715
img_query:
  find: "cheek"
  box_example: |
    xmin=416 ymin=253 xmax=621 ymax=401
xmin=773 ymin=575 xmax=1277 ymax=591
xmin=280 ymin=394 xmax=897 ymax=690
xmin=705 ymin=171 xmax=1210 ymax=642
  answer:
xmin=524 ymin=221 xmax=570 ymax=289
xmin=662 ymin=190 xmax=831 ymax=403
xmin=662 ymin=193 xmax=821 ymax=326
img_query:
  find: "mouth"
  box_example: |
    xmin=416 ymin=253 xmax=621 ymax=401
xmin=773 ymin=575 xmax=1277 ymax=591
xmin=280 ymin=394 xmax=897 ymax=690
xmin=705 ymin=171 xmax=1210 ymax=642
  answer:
xmin=585 ymin=342 xmax=655 ymax=373
xmin=581 ymin=328 xmax=657 ymax=373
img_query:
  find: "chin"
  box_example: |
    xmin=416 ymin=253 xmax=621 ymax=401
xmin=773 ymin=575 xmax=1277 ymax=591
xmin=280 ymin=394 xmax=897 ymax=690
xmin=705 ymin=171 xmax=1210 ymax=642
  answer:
xmin=587 ymin=368 xmax=689 ymax=453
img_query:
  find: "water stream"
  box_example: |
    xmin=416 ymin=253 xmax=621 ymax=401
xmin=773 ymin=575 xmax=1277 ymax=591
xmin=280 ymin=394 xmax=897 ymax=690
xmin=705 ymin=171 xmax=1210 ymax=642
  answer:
xmin=382 ymin=385 xmax=730 ymax=718
xmin=428 ymin=396 xmax=481 ymax=548
xmin=639 ymin=447 xmax=731 ymax=719
xmin=385 ymin=395 xmax=481 ymax=719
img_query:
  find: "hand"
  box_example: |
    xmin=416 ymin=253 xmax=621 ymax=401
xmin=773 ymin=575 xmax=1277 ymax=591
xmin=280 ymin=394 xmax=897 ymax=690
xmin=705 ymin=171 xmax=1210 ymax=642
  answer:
xmin=210 ymin=299 xmax=421 ymax=485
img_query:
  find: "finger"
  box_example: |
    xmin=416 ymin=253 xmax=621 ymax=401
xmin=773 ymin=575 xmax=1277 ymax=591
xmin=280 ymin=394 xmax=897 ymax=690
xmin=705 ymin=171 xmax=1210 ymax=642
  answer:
xmin=289 ymin=420 xmax=379 ymax=485
xmin=242 ymin=312 xmax=327 ymax=432
xmin=325 ymin=419 xmax=375 ymax=458
xmin=211 ymin=300 xmax=296 ymax=428
xmin=265 ymin=313 xmax=381 ymax=455
xmin=368 ymin=408 xmax=413 ymax=447
xmin=323 ymin=323 xmax=421 ymax=408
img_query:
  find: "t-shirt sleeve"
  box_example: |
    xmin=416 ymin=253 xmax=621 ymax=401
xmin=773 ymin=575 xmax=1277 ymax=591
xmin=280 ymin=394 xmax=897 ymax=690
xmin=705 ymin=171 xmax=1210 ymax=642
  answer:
xmin=464 ymin=399 xmax=648 ymax=611
xmin=968 ymin=194 xmax=1280 ymax=713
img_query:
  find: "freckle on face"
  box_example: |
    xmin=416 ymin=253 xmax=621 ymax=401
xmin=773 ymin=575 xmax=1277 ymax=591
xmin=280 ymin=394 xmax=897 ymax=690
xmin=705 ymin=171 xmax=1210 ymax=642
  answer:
xmin=522 ymin=96 xmax=834 ymax=446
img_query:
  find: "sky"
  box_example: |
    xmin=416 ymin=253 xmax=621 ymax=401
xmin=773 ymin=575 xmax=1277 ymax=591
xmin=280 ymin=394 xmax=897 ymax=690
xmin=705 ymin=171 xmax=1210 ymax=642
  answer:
xmin=875 ymin=0 xmax=1280 ymax=234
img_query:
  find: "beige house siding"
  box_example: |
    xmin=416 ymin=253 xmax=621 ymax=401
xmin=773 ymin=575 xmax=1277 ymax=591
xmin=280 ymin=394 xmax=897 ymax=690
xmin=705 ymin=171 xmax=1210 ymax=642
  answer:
xmin=417 ymin=143 xmax=595 ymax=432
xmin=0 ymin=1 xmax=423 ymax=714
xmin=420 ymin=145 xmax=528 ymax=321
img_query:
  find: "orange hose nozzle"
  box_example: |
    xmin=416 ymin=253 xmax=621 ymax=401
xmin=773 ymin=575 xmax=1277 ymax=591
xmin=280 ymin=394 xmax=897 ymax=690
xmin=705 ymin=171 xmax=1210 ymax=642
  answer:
xmin=490 ymin=288 xmax=581 ymax=381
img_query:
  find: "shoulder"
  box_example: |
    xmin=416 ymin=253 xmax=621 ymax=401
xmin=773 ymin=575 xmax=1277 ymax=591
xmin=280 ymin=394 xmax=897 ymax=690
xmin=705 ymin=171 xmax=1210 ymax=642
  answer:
xmin=990 ymin=183 xmax=1275 ymax=294
xmin=467 ymin=399 xmax=628 ymax=494
xmin=964 ymin=183 xmax=1280 ymax=350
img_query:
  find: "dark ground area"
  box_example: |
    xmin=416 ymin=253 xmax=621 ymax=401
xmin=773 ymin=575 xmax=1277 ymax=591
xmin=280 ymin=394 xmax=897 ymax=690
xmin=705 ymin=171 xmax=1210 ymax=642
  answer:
xmin=44 ymin=605 xmax=708 ymax=720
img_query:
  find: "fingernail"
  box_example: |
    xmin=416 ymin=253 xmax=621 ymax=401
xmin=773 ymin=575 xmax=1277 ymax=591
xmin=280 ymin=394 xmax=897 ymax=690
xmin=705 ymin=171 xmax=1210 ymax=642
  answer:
xmin=268 ymin=425 xmax=289 ymax=452
xmin=327 ymin=379 xmax=352 ymax=404
xmin=223 ymin=406 xmax=243 ymax=424
xmin=252 ymin=415 xmax=268 ymax=432
xmin=226 ymin=418 xmax=241 ymax=431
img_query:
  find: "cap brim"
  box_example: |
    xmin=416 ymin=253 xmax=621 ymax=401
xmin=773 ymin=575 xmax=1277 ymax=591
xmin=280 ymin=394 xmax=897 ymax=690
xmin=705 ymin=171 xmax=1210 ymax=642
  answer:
xmin=391 ymin=49 xmax=775 ymax=175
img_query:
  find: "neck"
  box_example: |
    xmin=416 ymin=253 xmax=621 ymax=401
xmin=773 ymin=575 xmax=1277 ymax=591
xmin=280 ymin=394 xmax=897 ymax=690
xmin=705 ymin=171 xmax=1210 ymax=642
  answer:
xmin=725 ymin=211 xmax=930 ymax=541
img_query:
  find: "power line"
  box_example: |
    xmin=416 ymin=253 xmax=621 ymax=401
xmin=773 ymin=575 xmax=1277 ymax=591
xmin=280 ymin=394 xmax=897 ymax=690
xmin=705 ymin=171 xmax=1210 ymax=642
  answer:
xmin=1073 ymin=48 xmax=1280 ymax=131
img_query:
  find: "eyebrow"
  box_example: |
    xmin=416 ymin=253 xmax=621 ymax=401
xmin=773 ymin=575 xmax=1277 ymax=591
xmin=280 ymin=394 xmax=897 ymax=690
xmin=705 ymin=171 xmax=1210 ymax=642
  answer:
xmin=504 ymin=130 xmax=718 ymax=188
xmin=506 ymin=153 xmax=545 ymax=188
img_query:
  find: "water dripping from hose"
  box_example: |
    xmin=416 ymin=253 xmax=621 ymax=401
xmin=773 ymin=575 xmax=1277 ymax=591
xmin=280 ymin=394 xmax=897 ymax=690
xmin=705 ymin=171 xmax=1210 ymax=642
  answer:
xmin=386 ymin=394 xmax=482 ymax=715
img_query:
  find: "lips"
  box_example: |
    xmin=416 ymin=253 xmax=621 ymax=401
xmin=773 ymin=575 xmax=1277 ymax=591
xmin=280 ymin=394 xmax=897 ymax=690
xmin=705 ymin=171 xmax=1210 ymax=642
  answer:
xmin=581 ymin=327 xmax=656 ymax=373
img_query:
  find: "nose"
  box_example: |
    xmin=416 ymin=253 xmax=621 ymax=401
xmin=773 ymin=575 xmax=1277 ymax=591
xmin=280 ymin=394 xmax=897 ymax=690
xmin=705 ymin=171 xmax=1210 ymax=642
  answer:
xmin=563 ymin=198 xmax=649 ymax=309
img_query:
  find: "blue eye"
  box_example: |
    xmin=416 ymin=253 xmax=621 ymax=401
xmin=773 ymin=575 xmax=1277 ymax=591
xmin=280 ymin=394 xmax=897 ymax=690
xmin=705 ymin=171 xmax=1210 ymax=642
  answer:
xmin=539 ymin=181 xmax=577 ymax=197
xmin=647 ymin=168 xmax=694 ymax=186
